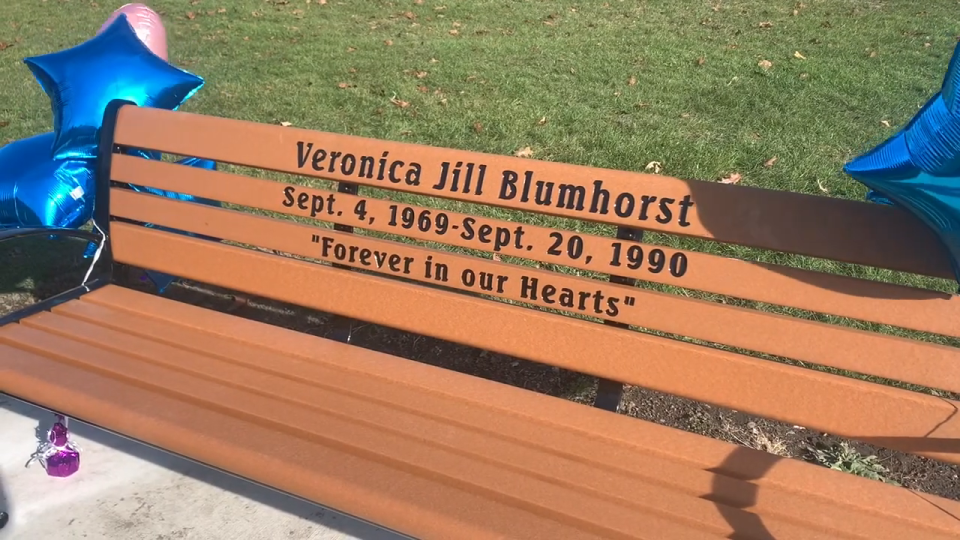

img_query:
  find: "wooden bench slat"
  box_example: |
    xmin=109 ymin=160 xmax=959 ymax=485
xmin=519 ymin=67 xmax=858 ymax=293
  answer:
xmin=78 ymin=287 xmax=960 ymax=534
xmin=0 ymin=344 xmax=637 ymax=540
xmin=49 ymin=295 xmax=960 ymax=540
xmin=107 ymin=224 xmax=960 ymax=464
xmin=12 ymin=312 xmax=861 ymax=540
xmin=111 ymin=155 xmax=960 ymax=338
xmin=111 ymin=190 xmax=960 ymax=394
xmin=111 ymin=106 xmax=952 ymax=278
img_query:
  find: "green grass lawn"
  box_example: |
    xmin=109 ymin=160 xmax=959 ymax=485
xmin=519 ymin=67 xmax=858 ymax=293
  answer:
xmin=1 ymin=1 xmax=958 ymax=312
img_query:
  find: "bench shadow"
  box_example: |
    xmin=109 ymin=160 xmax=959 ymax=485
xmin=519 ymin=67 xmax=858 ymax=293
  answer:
xmin=1 ymin=396 xmax=407 ymax=540
xmin=709 ymin=447 xmax=777 ymax=540
xmin=0 ymin=474 xmax=8 ymax=535
xmin=710 ymin=445 xmax=960 ymax=539
xmin=683 ymin=179 xmax=955 ymax=300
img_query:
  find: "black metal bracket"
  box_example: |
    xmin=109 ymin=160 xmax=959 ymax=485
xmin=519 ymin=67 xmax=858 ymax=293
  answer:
xmin=592 ymin=226 xmax=644 ymax=412
xmin=0 ymin=100 xmax=132 ymax=328
xmin=327 ymin=181 xmax=361 ymax=343
xmin=0 ymin=227 xmax=102 ymax=244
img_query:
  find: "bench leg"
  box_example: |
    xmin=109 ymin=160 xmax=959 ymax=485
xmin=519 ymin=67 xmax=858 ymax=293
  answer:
xmin=327 ymin=316 xmax=354 ymax=344
xmin=593 ymin=378 xmax=624 ymax=412
xmin=591 ymin=226 xmax=643 ymax=413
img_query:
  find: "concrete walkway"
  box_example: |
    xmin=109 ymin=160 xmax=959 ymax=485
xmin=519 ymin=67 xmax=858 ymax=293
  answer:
xmin=0 ymin=395 xmax=405 ymax=540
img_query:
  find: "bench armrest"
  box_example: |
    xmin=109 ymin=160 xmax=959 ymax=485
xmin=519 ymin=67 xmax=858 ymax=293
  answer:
xmin=0 ymin=227 xmax=102 ymax=244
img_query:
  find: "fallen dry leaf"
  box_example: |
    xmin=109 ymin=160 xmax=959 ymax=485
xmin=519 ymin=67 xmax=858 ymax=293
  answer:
xmin=492 ymin=253 xmax=502 ymax=262
xmin=0 ymin=121 xmax=8 ymax=128
xmin=320 ymin=0 xmax=327 ymax=4
xmin=279 ymin=121 xmax=293 ymax=127
xmin=186 ymin=11 xmax=196 ymax=20
xmin=758 ymin=59 xmax=773 ymax=70
xmin=417 ymin=85 xmax=429 ymax=93
xmin=536 ymin=116 xmax=547 ymax=126
xmin=870 ymin=50 xmax=878 ymax=58
xmin=347 ymin=46 xmax=357 ymax=52
xmin=794 ymin=51 xmax=807 ymax=60
xmin=817 ymin=179 xmax=829 ymax=193
xmin=644 ymin=161 xmax=663 ymax=174
xmin=514 ymin=146 xmax=534 ymax=158
xmin=628 ymin=75 xmax=637 ymax=86
xmin=720 ymin=173 xmax=742 ymax=184
xmin=880 ymin=119 xmax=892 ymax=128
xmin=415 ymin=70 xmax=428 ymax=79
xmin=337 ymin=82 xmax=354 ymax=89
xmin=758 ymin=21 xmax=773 ymax=28
xmin=404 ymin=11 xmax=416 ymax=19
xmin=0 ymin=42 xmax=11 ymax=51
xmin=696 ymin=56 xmax=706 ymax=66
xmin=680 ymin=112 xmax=691 ymax=118
xmin=390 ymin=95 xmax=410 ymax=108
xmin=218 ymin=8 xmax=227 ymax=14
xmin=384 ymin=39 xmax=394 ymax=46
xmin=449 ymin=29 xmax=459 ymax=35
xmin=429 ymin=57 xmax=439 ymax=63
xmin=799 ymin=72 xmax=809 ymax=80
xmin=763 ymin=156 xmax=778 ymax=168
xmin=348 ymin=67 xmax=357 ymax=73
xmin=473 ymin=122 xmax=483 ymax=133
xmin=415 ymin=0 xmax=424 ymax=4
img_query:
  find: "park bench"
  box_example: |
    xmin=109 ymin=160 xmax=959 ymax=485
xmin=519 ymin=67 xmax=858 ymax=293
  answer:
xmin=2 ymin=100 xmax=960 ymax=539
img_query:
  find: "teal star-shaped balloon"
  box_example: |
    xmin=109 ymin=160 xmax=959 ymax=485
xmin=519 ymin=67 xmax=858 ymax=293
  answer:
xmin=23 ymin=14 xmax=204 ymax=161
xmin=844 ymin=42 xmax=960 ymax=284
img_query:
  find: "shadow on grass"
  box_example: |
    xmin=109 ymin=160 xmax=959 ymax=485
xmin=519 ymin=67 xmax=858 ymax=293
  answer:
xmin=0 ymin=236 xmax=91 ymax=303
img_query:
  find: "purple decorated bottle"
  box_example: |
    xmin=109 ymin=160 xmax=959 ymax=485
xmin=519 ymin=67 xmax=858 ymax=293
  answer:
xmin=29 ymin=414 xmax=81 ymax=478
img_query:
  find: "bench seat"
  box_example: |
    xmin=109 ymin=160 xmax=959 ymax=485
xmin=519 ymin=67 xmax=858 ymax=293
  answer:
xmin=3 ymin=285 xmax=959 ymax=540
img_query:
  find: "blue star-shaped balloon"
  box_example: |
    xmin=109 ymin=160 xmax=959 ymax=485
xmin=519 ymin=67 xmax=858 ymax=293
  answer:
xmin=0 ymin=132 xmax=95 ymax=229
xmin=845 ymin=42 xmax=960 ymax=285
xmin=23 ymin=14 xmax=204 ymax=161
xmin=80 ymin=153 xmax=224 ymax=293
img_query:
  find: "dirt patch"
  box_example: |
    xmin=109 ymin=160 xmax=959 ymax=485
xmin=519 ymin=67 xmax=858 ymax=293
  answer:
xmin=3 ymin=256 xmax=959 ymax=502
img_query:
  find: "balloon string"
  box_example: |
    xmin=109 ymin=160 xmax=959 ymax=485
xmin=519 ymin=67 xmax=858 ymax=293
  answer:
xmin=81 ymin=220 xmax=106 ymax=289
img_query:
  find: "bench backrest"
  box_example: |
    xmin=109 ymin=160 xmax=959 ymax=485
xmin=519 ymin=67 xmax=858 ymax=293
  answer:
xmin=98 ymin=102 xmax=960 ymax=466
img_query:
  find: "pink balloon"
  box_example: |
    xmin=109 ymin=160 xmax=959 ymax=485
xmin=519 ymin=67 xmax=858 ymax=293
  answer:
xmin=98 ymin=3 xmax=168 ymax=61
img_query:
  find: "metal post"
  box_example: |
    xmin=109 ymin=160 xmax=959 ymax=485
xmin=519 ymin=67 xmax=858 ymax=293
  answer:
xmin=327 ymin=182 xmax=360 ymax=343
xmin=592 ymin=226 xmax=643 ymax=412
